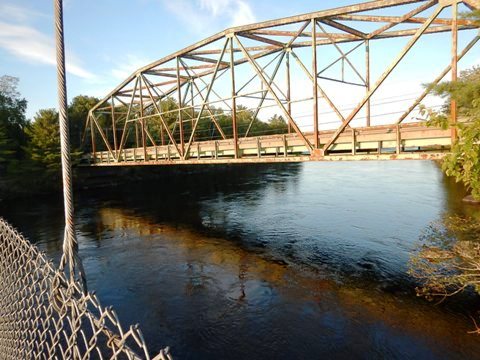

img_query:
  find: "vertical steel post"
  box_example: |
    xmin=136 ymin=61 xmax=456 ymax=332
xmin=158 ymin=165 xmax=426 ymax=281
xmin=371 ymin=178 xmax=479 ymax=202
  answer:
xmin=111 ymin=97 xmax=117 ymax=157
xmin=177 ymin=57 xmax=185 ymax=156
xmin=312 ymin=19 xmax=319 ymax=149
xmin=160 ymin=124 xmax=165 ymax=146
xmin=190 ymin=80 xmax=195 ymax=142
xmin=351 ymin=128 xmax=356 ymax=155
xmin=396 ymin=124 xmax=401 ymax=154
xmin=257 ymin=138 xmax=261 ymax=158
xmin=365 ymin=40 xmax=371 ymax=127
xmin=135 ymin=122 xmax=139 ymax=148
xmin=90 ymin=116 xmax=96 ymax=162
xmin=451 ymin=1 xmax=458 ymax=142
xmin=230 ymin=37 xmax=239 ymax=158
xmin=286 ymin=51 xmax=292 ymax=134
xmin=138 ymin=76 xmax=147 ymax=161
xmin=160 ymin=82 xmax=165 ymax=146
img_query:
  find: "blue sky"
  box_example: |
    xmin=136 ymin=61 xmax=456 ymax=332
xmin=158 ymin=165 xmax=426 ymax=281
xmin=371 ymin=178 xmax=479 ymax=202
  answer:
xmin=1 ymin=0 xmax=479 ymax=126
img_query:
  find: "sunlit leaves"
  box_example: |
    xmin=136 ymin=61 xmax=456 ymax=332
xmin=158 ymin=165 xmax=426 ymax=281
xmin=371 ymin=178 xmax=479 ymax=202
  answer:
xmin=409 ymin=216 xmax=480 ymax=302
xmin=426 ymin=65 xmax=480 ymax=200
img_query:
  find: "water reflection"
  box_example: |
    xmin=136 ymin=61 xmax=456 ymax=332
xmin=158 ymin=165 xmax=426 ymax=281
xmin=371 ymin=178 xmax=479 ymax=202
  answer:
xmin=83 ymin=207 xmax=480 ymax=359
xmin=2 ymin=161 xmax=480 ymax=358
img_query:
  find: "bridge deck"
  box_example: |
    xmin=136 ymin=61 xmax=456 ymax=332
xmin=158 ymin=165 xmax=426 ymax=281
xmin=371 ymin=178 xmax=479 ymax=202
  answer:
xmin=87 ymin=122 xmax=450 ymax=166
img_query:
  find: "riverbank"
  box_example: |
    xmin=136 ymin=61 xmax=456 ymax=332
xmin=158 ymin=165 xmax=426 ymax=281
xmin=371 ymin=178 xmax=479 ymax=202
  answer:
xmin=1 ymin=162 xmax=303 ymax=200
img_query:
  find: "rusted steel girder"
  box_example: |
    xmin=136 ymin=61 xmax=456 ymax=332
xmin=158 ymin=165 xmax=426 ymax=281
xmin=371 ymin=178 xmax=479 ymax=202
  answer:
xmin=321 ymin=3 xmax=445 ymax=153
xmin=85 ymin=0 xmax=479 ymax=164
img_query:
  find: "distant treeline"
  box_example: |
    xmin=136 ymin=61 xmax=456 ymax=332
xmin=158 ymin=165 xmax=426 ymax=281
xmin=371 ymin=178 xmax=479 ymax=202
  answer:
xmin=0 ymin=75 xmax=290 ymax=198
xmin=0 ymin=75 xmax=98 ymax=197
xmin=88 ymin=94 xmax=290 ymax=152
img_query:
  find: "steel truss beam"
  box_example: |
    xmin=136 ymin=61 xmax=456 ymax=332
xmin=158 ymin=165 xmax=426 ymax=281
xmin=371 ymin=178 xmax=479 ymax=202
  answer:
xmin=86 ymin=0 xmax=479 ymax=162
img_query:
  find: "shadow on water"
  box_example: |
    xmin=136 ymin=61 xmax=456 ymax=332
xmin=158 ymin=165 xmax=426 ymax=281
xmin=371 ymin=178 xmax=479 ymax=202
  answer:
xmin=3 ymin=161 xmax=480 ymax=359
xmin=79 ymin=208 xmax=480 ymax=359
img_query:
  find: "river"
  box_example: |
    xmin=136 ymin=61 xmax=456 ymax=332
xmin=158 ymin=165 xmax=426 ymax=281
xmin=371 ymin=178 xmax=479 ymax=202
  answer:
xmin=2 ymin=160 xmax=480 ymax=359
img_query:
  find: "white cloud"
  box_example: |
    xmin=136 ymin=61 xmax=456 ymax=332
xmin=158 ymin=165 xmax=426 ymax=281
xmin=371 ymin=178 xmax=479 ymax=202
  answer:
xmin=0 ymin=4 xmax=94 ymax=80
xmin=163 ymin=0 xmax=256 ymax=34
xmin=199 ymin=0 xmax=255 ymax=26
xmin=111 ymin=54 xmax=151 ymax=80
xmin=0 ymin=3 xmax=47 ymax=23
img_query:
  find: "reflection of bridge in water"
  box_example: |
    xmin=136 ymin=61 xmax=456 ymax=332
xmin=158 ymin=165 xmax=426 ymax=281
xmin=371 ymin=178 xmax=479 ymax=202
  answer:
xmin=84 ymin=0 xmax=479 ymax=166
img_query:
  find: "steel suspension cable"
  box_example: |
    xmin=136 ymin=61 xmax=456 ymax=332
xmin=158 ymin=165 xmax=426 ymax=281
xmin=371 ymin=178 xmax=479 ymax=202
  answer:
xmin=54 ymin=0 xmax=87 ymax=290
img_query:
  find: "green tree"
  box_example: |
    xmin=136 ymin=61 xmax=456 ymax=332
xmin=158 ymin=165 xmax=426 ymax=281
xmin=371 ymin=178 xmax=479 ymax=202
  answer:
xmin=267 ymin=114 xmax=288 ymax=134
xmin=0 ymin=75 xmax=21 ymax=98
xmin=0 ymin=122 xmax=14 ymax=167
xmin=25 ymin=109 xmax=62 ymax=180
xmin=426 ymin=66 xmax=480 ymax=200
xmin=423 ymin=10 xmax=480 ymax=200
xmin=0 ymin=75 xmax=28 ymax=164
xmin=68 ymin=95 xmax=99 ymax=150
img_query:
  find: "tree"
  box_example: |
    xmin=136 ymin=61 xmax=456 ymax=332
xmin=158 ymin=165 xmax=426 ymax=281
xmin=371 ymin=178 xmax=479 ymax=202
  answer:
xmin=422 ymin=11 xmax=480 ymax=200
xmin=0 ymin=122 xmax=14 ymax=167
xmin=0 ymin=75 xmax=21 ymax=99
xmin=0 ymin=75 xmax=28 ymax=164
xmin=68 ymin=95 xmax=99 ymax=150
xmin=25 ymin=109 xmax=62 ymax=180
xmin=425 ymin=66 xmax=480 ymax=200
xmin=267 ymin=114 xmax=288 ymax=134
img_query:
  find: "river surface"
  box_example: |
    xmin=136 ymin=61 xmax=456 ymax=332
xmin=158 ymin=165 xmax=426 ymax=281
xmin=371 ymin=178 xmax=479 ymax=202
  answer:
xmin=3 ymin=161 xmax=480 ymax=359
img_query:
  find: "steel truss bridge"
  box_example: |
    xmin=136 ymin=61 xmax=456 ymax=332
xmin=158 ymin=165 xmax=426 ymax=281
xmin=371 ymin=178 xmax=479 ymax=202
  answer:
xmin=85 ymin=0 xmax=480 ymax=166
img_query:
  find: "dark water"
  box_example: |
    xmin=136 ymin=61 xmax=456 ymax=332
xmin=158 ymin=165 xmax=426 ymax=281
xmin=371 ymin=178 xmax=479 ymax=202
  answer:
xmin=3 ymin=161 xmax=480 ymax=359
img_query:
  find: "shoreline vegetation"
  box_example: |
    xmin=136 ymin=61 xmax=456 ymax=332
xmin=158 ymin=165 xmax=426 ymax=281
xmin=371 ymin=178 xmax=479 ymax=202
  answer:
xmin=0 ymin=75 xmax=290 ymax=201
xmin=423 ymin=11 xmax=480 ymax=204
xmin=409 ymin=7 xmax=480 ymax=327
xmin=423 ymin=64 xmax=480 ymax=203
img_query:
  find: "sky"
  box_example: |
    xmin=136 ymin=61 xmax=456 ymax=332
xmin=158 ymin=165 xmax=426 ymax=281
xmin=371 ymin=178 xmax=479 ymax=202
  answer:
xmin=1 ymin=0 xmax=479 ymax=129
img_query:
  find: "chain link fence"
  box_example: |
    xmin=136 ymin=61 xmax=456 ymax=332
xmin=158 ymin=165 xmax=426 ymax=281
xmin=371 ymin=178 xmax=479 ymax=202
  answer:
xmin=0 ymin=217 xmax=172 ymax=359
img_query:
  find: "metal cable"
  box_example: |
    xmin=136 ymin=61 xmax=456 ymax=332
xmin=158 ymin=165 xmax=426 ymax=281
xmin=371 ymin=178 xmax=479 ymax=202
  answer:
xmin=54 ymin=0 xmax=87 ymax=290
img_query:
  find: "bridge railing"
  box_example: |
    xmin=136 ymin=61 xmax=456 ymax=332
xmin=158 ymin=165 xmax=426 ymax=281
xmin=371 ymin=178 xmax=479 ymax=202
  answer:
xmin=0 ymin=217 xmax=171 ymax=359
xmin=86 ymin=122 xmax=451 ymax=165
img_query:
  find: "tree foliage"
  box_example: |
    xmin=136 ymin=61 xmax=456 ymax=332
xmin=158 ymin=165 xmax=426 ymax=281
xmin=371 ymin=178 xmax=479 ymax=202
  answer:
xmin=409 ymin=216 xmax=480 ymax=332
xmin=267 ymin=114 xmax=288 ymax=133
xmin=25 ymin=109 xmax=62 ymax=178
xmin=0 ymin=75 xmax=98 ymax=196
xmin=132 ymin=98 xmax=289 ymax=147
xmin=0 ymin=75 xmax=28 ymax=166
xmin=426 ymin=66 xmax=480 ymax=200
xmin=68 ymin=95 xmax=100 ymax=150
xmin=409 ymin=216 xmax=480 ymax=298
xmin=0 ymin=122 xmax=15 ymax=166
xmin=0 ymin=72 xmax=290 ymax=196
